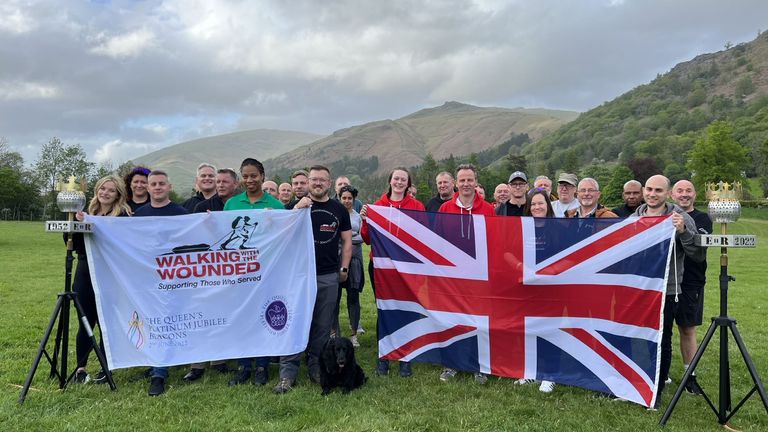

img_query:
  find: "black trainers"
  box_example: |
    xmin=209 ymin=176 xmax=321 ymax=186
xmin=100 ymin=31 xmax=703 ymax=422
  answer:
xmin=273 ymin=378 xmax=294 ymax=394
xmin=93 ymin=370 xmax=109 ymax=385
xmin=148 ymin=377 xmax=165 ymax=396
xmin=183 ymin=368 xmax=205 ymax=382
xmin=73 ymin=370 xmax=90 ymax=384
xmin=399 ymin=361 xmax=412 ymax=377
xmin=308 ymin=369 xmax=321 ymax=384
xmin=684 ymin=375 xmax=703 ymax=396
xmin=228 ymin=368 xmax=251 ymax=386
xmin=376 ymin=360 xmax=390 ymax=376
xmin=253 ymin=366 xmax=269 ymax=386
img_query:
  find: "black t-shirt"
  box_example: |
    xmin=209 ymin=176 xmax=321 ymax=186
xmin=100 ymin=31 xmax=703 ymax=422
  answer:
xmin=193 ymin=195 xmax=225 ymax=213
xmin=128 ymin=199 xmax=148 ymax=214
xmin=682 ymin=208 xmax=712 ymax=286
xmin=496 ymin=201 xmax=525 ymax=216
xmin=134 ymin=202 xmax=189 ymax=217
xmin=287 ymin=198 xmax=351 ymax=275
xmin=182 ymin=192 xmax=207 ymax=213
xmin=612 ymin=204 xmax=639 ymax=218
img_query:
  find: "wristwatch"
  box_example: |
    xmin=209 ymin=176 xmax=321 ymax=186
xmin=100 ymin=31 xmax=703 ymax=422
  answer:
xmin=340 ymin=267 xmax=349 ymax=273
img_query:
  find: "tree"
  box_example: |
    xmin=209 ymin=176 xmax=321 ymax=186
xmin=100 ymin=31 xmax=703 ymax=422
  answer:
xmin=735 ymin=76 xmax=756 ymax=99
xmin=33 ymin=137 xmax=94 ymax=217
xmin=417 ymin=153 xmax=440 ymax=196
xmin=687 ymin=120 xmax=749 ymax=194
xmin=442 ymin=154 xmax=457 ymax=177
xmin=626 ymin=157 xmax=661 ymax=186
xmin=602 ymin=164 xmax=634 ymax=206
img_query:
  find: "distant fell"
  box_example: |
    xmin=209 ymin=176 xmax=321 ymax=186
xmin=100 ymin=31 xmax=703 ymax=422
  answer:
xmin=134 ymin=129 xmax=323 ymax=196
xmin=265 ymin=102 xmax=577 ymax=177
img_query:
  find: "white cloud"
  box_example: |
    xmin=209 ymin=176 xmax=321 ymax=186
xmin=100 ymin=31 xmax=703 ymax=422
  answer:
xmin=0 ymin=3 xmax=35 ymax=34
xmin=90 ymin=29 xmax=156 ymax=59
xmin=0 ymin=81 xmax=59 ymax=100
xmin=94 ymin=139 xmax=158 ymax=164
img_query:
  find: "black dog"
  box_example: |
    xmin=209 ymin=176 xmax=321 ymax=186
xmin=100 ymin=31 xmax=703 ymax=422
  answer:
xmin=319 ymin=337 xmax=367 ymax=395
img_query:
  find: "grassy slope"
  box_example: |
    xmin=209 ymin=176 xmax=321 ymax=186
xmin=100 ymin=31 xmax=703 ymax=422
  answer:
xmin=1 ymin=217 xmax=767 ymax=431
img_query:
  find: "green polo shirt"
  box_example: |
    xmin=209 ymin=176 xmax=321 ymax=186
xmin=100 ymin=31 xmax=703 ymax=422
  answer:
xmin=223 ymin=191 xmax=284 ymax=210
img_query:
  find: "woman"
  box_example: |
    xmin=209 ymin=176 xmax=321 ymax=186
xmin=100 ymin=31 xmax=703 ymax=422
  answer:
xmin=332 ymin=185 xmax=365 ymax=347
xmin=361 ymin=167 xmax=425 ymax=377
xmin=123 ymin=166 xmax=151 ymax=214
xmin=72 ymin=175 xmax=131 ymax=383
xmin=517 ymin=188 xmax=557 ymax=393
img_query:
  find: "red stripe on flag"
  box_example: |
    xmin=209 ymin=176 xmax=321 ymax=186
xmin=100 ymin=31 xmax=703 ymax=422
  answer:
xmin=381 ymin=325 xmax=476 ymax=360
xmin=368 ymin=207 xmax=455 ymax=267
xmin=563 ymin=327 xmax=654 ymax=406
xmin=538 ymin=216 xmax=671 ymax=275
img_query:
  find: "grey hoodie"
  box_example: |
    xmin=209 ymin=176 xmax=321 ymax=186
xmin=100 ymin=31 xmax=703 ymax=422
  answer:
xmin=634 ymin=202 xmax=705 ymax=296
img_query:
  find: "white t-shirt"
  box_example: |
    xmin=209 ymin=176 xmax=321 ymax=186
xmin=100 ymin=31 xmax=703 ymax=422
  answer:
xmin=552 ymin=199 xmax=580 ymax=218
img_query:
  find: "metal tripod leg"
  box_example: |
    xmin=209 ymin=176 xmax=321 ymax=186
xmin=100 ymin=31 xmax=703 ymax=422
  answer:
xmin=68 ymin=294 xmax=117 ymax=390
xmin=18 ymin=294 xmax=67 ymax=404
xmin=723 ymin=322 xmax=768 ymax=422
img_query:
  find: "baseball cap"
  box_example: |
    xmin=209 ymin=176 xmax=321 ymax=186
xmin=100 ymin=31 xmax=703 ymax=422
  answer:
xmin=557 ymin=173 xmax=578 ymax=186
xmin=508 ymin=171 xmax=527 ymax=183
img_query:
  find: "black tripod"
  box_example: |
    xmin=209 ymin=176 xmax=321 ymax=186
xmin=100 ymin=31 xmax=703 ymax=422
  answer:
xmin=660 ymin=228 xmax=768 ymax=426
xmin=18 ymin=222 xmax=117 ymax=404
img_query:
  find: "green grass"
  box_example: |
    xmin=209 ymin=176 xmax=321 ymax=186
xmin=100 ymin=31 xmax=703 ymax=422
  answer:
xmin=1 ymin=219 xmax=768 ymax=431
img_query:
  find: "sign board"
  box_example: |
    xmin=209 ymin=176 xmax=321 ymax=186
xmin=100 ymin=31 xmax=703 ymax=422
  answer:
xmin=694 ymin=234 xmax=757 ymax=248
xmin=45 ymin=221 xmax=94 ymax=233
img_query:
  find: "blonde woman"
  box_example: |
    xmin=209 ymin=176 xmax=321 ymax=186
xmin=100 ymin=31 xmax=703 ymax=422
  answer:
xmin=72 ymin=175 xmax=131 ymax=383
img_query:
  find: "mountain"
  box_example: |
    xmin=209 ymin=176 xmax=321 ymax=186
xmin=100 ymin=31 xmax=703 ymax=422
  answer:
xmin=525 ymin=32 xmax=768 ymax=189
xmin=134 ymin=129 xmax=323 ymax=196
xmin=265 ymin=102 xmax=578 ymax=178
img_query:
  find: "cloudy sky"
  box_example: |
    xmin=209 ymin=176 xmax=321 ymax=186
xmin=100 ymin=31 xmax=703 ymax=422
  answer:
xmin=2 ymin=0 xmax=767 ymax=166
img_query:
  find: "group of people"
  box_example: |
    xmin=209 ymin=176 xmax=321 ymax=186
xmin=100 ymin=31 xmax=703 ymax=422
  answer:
xmin=71 ymin=159 xmax=711 ymax=410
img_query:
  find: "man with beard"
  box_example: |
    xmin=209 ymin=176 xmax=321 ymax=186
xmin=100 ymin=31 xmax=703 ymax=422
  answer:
xmin=496 ymin=171 xmax=528 ymax=216
xmin=276 ymin=165 xmax=352 ymax=394
xmin=287 ymin=170 xmax=309 ymax=207
xmin=426 ymin=171 xmax=455 ymax=213
xmin=670 ymin=179 xmax=712 ymax=395
xmin=182 ymin=163 xmax=217 ymax=212
xmin=635 ymin=174 xmax=704 ymax=410
xmin=565 ymin=178 xmax=617 ymax=218
xmin=613 ymin=180 xmax=644 ymax=217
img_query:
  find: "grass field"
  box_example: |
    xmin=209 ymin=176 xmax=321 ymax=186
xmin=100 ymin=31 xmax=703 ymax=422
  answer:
xmin=1 ymin=217 xmax=767 ymax=431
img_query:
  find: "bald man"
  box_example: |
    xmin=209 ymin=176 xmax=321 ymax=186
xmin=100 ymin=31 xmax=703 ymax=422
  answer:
xmin=671 ymin=179 xmax=712 ymax=396
xmin=635 ymin=174 xmax=705 ymax=410
xmin=613 ymin=180 xmax=643 ymax=217
xmin=262 ymin=180 xmax=278 ymax=198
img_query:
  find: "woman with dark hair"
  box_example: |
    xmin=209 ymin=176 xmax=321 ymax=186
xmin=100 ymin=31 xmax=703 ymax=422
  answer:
xmin=123 ymin=166 xmax=151 ymax=214
xmin=517 ymin=187 xmax=558 ymax=393
xmin=72 ymin=175 xmax=131 ymax=383
xmin=360 ymin=167 xmax=425 ymax=377
xmin=332 ymin=185 xmax=365 ymax=347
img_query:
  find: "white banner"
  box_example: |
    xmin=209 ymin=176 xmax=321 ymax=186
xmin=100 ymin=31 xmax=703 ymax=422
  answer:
xmin=84 ymin=209 xmax=316 ymax=369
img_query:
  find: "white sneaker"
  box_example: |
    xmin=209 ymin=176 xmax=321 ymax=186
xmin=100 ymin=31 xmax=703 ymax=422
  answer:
xmin=515 ymin=378 xmax=536 ymax=385
xmin=539 ymin=380 xmax=556 ymax=393
xmin=664 ymin=377 xmax=672 ymax=385
xmin=357 ymin=325 xmax=365 ymax=335
xmin=474 ymin=373 xmax=488 ymax=384
xmin=439 ymin=368 xmax=457 ymax=382
xmin=350 ymin=334 xmax=360 ymax=348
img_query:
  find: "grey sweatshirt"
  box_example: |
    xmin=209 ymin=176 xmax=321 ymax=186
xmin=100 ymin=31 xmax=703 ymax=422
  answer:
xmin=634 ymin=202 xmax=705 ymax=296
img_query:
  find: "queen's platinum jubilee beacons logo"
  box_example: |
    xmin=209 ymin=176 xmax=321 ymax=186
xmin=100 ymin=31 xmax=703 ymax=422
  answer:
xmin=260 ymin=296 xmax=292 ymax=334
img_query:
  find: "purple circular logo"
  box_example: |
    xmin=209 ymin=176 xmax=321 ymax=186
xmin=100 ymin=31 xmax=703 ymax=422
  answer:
xmin=265 ymin=301 xmax=287 ymax=331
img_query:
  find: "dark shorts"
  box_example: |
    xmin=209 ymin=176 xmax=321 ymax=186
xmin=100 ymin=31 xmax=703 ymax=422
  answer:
xmin=675 ymin=283 xmax=705 ymax=327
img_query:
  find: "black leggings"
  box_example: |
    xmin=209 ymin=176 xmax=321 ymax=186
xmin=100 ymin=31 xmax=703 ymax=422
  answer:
xmin=333 ymin=284 xmax=361 ymax=335
xmin=73 ymin=256 xmax=104 ymax=369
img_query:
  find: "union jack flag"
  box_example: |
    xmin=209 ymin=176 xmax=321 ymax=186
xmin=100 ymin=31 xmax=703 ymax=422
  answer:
xmin=366 ymin=205 xmax=675 ymax=407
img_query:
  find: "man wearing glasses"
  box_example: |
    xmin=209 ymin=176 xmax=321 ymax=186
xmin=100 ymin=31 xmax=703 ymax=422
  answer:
xmin=565 ymin=178 xmax=617 ymax=218
xmin=552 ymin=173 xmax=580 ymax=218
xmin=495 ymin=171 xmax=528 ymax=216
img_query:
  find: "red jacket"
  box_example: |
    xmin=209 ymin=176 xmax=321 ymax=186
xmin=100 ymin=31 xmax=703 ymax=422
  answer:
xmin=438 ymin=192 xmax=495 ymax=216
xmin=361 ymin=193 xmax=426 ymax=245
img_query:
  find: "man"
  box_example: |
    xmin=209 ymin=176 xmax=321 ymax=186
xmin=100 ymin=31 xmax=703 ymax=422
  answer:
xmin=426 ymin=171 xmax=455 ymax=213
xmin=534 ymin=175 xmax=558 ymax=202
xmin=409 ymin=184 xmax=418 ymax=198
xmin=288 ymin=170 xmax=309 ymax=207
xmin=495 ymin=171 xmax=528 ymax=216
xmin=635 ymin=174 xmax=705 ymax=410
xmin=223 ymin=159 xmax=284 ymax=388
xmin=552 ymin=173 xmax=580 ymax=218
xmin=475 ymin=184 xmax=485 ymax=200
xmin=565 ymin=178 xmax=618 ymax=218
xmin=492 ymin=183 xmax=510 ymax=209
xmin=334 ymin=175 xmax=363 ymax=212
xmin=183 ymin=168 xmax=241 ymax=381
xmin=279 ymin=165 xmax=352 ymax=394
xmin=182 ymin=163 xmax=217 ymax=212
xmin=262 ymin=180 xmax=279 ymax=198
xmin=278 ymin=182 xmax=293 ymax=205
xmin=134 ymin=170 xmax=189 ymax=396
xmin=438 ymin=164 xmax=494 ymax=384
xmin=193 ymin=168 xmax=239 ymax=213
xmin=671 ymin=179 xmax=712 ymax=395
xmin=613 ymin=180 xmax=644 ymax=217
